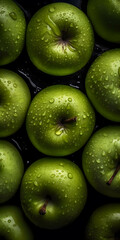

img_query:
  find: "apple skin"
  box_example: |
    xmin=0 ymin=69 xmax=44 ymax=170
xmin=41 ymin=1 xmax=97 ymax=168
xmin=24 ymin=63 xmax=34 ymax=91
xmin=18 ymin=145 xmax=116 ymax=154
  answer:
xmin=20 ymin=157 xmax=87 ymax=229
xmin=0 ymin=140 xmax=24 ymax=204
xmin=82 ymin=125 xmax=120 ymax=198
xmin=0 ymin=205 xmax=33 ymax=240
xmin=85 ymin=203 xmax=120 ymax=240
xmin=0 ymin=0 xmax=26 ymax=66
xmin=26 ymin=84 xmax=95 ymax=156
xmin=85 ymin=49 xmax=120 ymax=122
xmin=26 ymin=2 xmax=94 ymax=76
xmin=0 ymin=69 xmax=31 ymax=137
xmin=87 ymin=0 xmax=120 ymax=43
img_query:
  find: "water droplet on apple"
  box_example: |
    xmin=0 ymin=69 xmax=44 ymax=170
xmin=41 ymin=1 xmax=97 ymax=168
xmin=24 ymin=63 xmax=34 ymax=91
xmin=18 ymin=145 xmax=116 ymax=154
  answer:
xmin=34 ymin=181 xmax=38 ymax=186
xmin=64 ymin=193 xmax=68 ymax=198
xmin=49 ymin=7 xmax=55 ymax=13
xmin=68 ymin=173 xmax=73 ymax=179
xmin=68 ymin=97 xmax=72 ymax=102
xmin=96 ymin=159 xmax=101 ymax=163
xmin=59 ymin=162 xmax=64 ymax=166
xmin=51 ymin=174 xmax=55 ymax=178
xmin=79 ymin=131 xmax=83 ymax=136
xmin=55 ymin=129 xmax=63 ymax=136
xmin=70 ymin=23 xmax=74 ymax=28
xmin=39 ymin=121 xmax=42 ymax=126
xmin=49 ymin=98 xmax=54 ymax=103
xmin=102 ymin=151 xmax=106 ymax=156
xmin=9 ymin=12 xmax=17 ymax=20
xmin=83 ymin=114 xmax=86 ymax=119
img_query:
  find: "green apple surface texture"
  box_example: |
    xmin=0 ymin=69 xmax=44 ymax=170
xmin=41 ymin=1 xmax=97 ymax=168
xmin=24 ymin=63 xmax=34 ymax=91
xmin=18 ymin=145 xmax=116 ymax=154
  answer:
xmin=87 ymin=0 xmax=120 ymax=43
xmin=85 ymin=49 xmax=120 ymax=122
xmin=26 ymin=84 xmax=95 ymax=156
xmin=0 ymin=0 xmax=26 ymax=66
xmin=0 ymin=205 xmax=33 ymax=240
xmin=0 ymin=69 xmax=31 ymax=137
xmin=0 ymin=140 xmax=24 ymax=204
xmin=85 ymin=203 xmax=120 ymax=240
xmin=82 ymin=125 xmax=120 ymax=198
xmin=20 ymin=157 xmax=87 ymax=229
xmin=26 ymin=2 xmax=94 ymax=76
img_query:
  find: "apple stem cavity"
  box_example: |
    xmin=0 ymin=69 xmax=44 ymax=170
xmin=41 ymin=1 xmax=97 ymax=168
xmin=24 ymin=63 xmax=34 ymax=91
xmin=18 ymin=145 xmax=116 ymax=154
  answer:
xmin=39 ymin=199 xmax=49 ymax=215
xmin=107 ymin=164 xmax=120 ymax=185
xmin=61 ymin=116 xmax=77 ymax=124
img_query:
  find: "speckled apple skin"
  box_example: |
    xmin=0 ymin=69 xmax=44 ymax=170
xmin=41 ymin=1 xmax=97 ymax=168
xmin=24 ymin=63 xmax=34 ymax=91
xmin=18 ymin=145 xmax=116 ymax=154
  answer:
xmin=20 ymin=157 xmax=87 ymax=229
xmin=26 ymin=84 xmax=95 ymax=156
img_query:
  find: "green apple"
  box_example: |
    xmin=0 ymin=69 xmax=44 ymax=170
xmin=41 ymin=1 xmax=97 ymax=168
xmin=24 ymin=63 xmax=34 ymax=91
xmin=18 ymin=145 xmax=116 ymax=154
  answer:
xmin=26 ymin=84 xmax=95 ymax=156
xmin=26 ymin=2 xmax=94 ymax=76
xmin=87 ymin=0 xmax=120 ymax=43
xmin=20 ymin=157 xmax=87 ymax=229
xmin=85 ymin=203 xmax=120 ymax=240
xmin=0 ymin=140 xmax=24 ymax=204
xmin=0 ymin=68 xmax=31 ymax=137
xmin=85 ymin=49 xmax=120 ymax=122
xmin=0 ymin=140 xmax=24 ymax=203
xmin=0 ymin=0 xmax=26 ymax=66
xmin=82 ymin=125 xmax=120 ymax=198
xmin=0 ymin=205 xmax=33 ymax=240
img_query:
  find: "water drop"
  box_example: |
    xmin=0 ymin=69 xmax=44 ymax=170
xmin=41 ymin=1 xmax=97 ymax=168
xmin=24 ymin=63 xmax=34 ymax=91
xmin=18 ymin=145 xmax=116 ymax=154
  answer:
xmin=49 ymin=7 xmax=55 ymax=13
xmin=59 ymin=162 xmax=64 ymax=166
xmin=102 ymin=151 xmax=106 ymax=156
xmin=68 ymin=173 xmax=73 ymax=179
xmin=70 ymin=23 xmax=74 ymax=28
xmin=39 ymin=121 xmax=42 ymax=126
xmin=79 ymin=131 xmax=83 ymax=136
xmin=34 ymin=181 xmax=38 ymax=186
xmin=9 ymin=12 xmax=17 ymax=20
xmin=96 ymin=159 xmax=101 ymax=163
xmin=51 ymin=174 xmax=55 ymax=178
xmin=55 ymin=129 xmax=63 ymax=136
xmin=49 ymin=98 xmax=54 ymax=103
xmin=68 ymin=97 xmax=72 ymax=102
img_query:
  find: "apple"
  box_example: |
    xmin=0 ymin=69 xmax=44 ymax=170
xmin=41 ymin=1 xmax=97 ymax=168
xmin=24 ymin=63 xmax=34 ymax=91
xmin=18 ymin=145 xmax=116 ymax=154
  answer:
xmin=82 ymin=125 xmax=120 ymax=198
xmin=26 ymin=2 xmax=94 ymax=76
xmin=20 ymin=157 xmax=87 ymax=229
xmin=0 ymin=68 xmax=31 ymax=137
xmin=85 ymin=48 xmax=120 ymax=122
xmin=26 ymin=84 xmax=95 ymax=156
xmin=0 ymin=205 xmax=33 ymax=240
xmin=85 ymin=203 xmax=120 ymax=240
xmin=0 ymin=0 xmax=26 ymax=66
xmin=87 ymin=0 xmax=120 ymax=43
xmin=0 ymin=140 xmax=24 ymax=204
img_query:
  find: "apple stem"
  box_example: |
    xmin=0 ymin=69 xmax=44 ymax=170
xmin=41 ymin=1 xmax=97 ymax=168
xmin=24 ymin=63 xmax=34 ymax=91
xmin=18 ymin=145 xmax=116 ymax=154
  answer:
xmin=61 ymin=116 xmax=77 ymax=124
xmin=39 ymin=199 xmax=49 ymax=215
xmin=107 ymin=164 xmax=120 ymax=185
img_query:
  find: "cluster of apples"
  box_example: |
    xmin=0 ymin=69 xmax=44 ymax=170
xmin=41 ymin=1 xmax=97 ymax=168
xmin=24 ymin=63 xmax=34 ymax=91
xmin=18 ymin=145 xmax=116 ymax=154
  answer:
xmin=1 ymin=0 xmax=120 ymax=239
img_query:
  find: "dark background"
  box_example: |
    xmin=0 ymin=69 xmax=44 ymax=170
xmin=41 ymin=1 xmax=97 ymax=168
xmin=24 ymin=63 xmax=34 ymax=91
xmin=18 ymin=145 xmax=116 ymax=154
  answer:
xmin=3 ymin=0 xmax=120 ymax=239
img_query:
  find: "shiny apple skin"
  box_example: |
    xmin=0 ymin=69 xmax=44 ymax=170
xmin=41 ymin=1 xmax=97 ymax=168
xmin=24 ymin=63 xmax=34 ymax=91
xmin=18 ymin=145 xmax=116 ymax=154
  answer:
xmin=0 ymin=205 xmax=33 ymax=240
xmin=0 ymin=0 xmax=26 ymax=66
xmin=0 ymin=140 xmax=24 ymax=204
xmin=85 ymin=49 xmax=120 ymax=122
xmin=85 ymin=203 xmax=120 ymax=240
xmin=87 ymin=0 xmax=120 ymax=43
xmin=20 ymin=157 xmax=87 ymax=229
xmin=26 ymin=84 xmax=95 ymax=156
xmin=0 ymin=69 xmax=31 ymax=137
xmin=82 ymin=125 xmax=120 ymax=198
xmin=26 ymin=2 xmax=94 ymax=76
